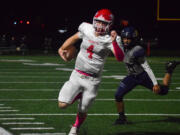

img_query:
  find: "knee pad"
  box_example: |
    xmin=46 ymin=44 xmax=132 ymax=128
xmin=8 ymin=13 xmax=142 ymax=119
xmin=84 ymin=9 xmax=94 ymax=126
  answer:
xmin=159 ymin=85 xmax=169 ymax=95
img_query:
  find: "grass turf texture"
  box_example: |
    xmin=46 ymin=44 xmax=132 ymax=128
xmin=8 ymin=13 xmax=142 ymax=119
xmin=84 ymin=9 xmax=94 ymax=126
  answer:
xmin=0 ymin=55 xmax=180 ymax=135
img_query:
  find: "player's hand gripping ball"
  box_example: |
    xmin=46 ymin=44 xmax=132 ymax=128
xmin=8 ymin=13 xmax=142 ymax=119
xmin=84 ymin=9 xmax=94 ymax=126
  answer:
xmin=59 ymin=45 xmax=77 ymax=62
xmin=65 ymin=45 xmax=77 ymax=61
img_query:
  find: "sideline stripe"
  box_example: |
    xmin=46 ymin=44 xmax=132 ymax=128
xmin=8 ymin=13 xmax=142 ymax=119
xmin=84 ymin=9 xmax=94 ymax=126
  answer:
xmin=0 ymin=118 xmax=35 ymax=120
xmin=2 ymin=122 xmax=45 ymax=125
xmin=20 ymin=133 xmax=66 ymax=135
xmin=0 ymin=127 xmax=12 ymax=135
xmin=0 ymin=98 xmax=180 ymax=102
xmin=0 ymin=113 xmax=180 ymax=116
xmin=11 ymin=127 xmax=54 ymax=130
xmin=0 ymin=104 xmax=4 ymax=106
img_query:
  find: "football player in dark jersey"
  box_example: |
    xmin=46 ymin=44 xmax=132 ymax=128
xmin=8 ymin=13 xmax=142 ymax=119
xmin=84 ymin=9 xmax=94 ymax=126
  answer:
xmin=114 ymin=26 xmax=180 ymax=125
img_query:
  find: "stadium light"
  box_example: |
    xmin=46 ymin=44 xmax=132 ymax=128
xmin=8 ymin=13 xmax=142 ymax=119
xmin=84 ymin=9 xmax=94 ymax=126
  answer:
xmin=20 ymin=20 xmax=23 ymax=24
xmin=58 ymin=29 xmax=67 ymax=33
xmin=26 ymin=21 xmax=30 ymax=24
xmin=13 ymin=21 xmax=17 ymax=25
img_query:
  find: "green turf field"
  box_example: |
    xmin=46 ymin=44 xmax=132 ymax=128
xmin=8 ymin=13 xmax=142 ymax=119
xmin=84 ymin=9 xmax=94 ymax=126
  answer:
xmin=0 ymin=55 xmax=180 ymax=135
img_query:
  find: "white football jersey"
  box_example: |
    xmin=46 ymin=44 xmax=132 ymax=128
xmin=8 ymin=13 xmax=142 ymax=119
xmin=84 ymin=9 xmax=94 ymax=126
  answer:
xmin=75 ymin=22 xmax=118 ymax=76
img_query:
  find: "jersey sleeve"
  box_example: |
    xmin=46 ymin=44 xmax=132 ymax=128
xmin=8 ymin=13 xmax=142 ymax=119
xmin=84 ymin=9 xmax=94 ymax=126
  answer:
xmin=78 ymin=22 xmax=87 ymax=39
xmin=141 ymin=60 xmax=158 ymax=85
xmin=132 ymin=46 xmax=146 ymax=64
xmin=107 ymin=36 xmax=122 ymax=50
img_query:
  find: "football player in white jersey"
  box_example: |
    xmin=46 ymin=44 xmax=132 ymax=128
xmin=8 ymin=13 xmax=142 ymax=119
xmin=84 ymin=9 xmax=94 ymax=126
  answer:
xmin=58 ymin=9 xmax=124 ymax=135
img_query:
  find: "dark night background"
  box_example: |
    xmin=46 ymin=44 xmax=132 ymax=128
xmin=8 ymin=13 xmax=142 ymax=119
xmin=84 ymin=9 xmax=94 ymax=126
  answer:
xmin=0 ymin=0 xmax=180 ymax=53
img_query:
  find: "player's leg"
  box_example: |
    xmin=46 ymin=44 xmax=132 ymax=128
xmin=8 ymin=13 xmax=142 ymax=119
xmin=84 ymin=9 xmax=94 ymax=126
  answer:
xmin=59 ymin=91 xmax=82 ymax=109
xmin=58 ymin=70 xmax=82 ymax=109
xmin=114 ymin=75 xmax=137 ymax=125
xmin=163 ymin=61 xmax=180 ymax=85
xmin=71 ymin=92 xmax=82 ymax=104
xmin=165 ymin=61 xmax=180 ymax=75
xmin=158 ymin=61 xmax=180 ymax=95
xmin=68 ymin=112 xmax=86 ymax=135
xmin=69 ymin=77 xmax=100 ymax=135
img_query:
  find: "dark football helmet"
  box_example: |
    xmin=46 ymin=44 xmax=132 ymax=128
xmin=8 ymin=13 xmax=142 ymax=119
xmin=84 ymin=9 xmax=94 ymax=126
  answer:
xmin=121 ymin=26 xmax=139 ymax=48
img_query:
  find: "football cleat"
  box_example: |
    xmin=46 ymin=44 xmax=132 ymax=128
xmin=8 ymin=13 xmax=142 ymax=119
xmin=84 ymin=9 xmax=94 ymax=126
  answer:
xmin=166 ymin=61 xmax=180 ymax=74
xmin=68 ymin=126 xmax=79 ymax=135
xmin=113 ymin=115 xmax=128 ymax=125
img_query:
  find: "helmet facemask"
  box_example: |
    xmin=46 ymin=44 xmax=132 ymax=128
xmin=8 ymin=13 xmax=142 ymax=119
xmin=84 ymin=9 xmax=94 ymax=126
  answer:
xmin=93 ymin=19 xmax=112 ymax=35
xmin=122 ymin=37 xmax=133 ymax=49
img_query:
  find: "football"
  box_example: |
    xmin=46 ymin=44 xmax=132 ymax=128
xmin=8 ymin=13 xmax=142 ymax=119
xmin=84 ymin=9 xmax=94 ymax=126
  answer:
xmin=65 ymin=45 xmax=77 ymax=61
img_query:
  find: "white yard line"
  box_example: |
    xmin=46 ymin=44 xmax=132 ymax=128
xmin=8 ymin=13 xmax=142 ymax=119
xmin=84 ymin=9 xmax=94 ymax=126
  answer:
xmin=0 ymin=98 xmax=180 ymax=102
xmin=0 ymin=99 xmax=57 ymax=101
xmin=0 ymin=110 xmax=19 ymax=112
xmin=2 ymin=122 xmax=45 ymax=125
xmin=0 ymin=72 xmax=64 ymax=74
xmin=0 ymin=81 xmax=179 ymax=84
xmin=0 ymin=127 xmax=13 ymax=135
xmin=96 ymin=99 xmax=180 ymax=101
xmin=0 ymin=107 xmax=12 ymax=109
xmin=1 ymin=75 xmax=180 ymax=79
xmin=0 ymin=76 xmax=64 ymax=78
xmin=20 ymin=133 xmax=66 ymax=135
xmin=0 ymin=89 xmax=60 ymax=91
xmin=0 ymin=118 xmax=35 ymax=120
xmin=0 ymin=104 xmax=4 ymax=106
xmin=0 ymin=113 xmax=180 ymax=116
xmin=0 ymin=82 xmax=63 ymax=83
xmin=0 ymin=88 xmax=180 ymax=92
xmin=11 ymin=127 xmax=54 ymax=130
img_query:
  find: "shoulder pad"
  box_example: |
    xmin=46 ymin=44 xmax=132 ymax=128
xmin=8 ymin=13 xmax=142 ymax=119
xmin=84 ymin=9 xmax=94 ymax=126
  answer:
xmin=133 ymin=46 xmax=145 ymax=58
xmin=78 ymin=22 xmax=92 ymax=33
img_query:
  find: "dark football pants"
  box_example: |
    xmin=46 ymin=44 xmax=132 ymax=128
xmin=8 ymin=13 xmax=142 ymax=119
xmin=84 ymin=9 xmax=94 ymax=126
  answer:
xmin=115 ymin=71 xmax=169 ymax=102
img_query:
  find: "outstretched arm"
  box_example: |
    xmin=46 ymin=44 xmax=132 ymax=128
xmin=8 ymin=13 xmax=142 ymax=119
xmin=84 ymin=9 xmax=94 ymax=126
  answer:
xmin=58 ymin=32 xmax=80 ymax=61
xmin=111 ymin=30 xmax=124 ymax=61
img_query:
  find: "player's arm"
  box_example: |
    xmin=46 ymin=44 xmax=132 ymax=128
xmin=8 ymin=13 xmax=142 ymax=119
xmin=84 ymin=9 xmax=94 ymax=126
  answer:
xmin=58 ymin=32 xmax=80 ymax=61
xmin=141 ymin=59 xmax=160 ymax=94
xmin=134 ymin=47 xmax=158 ymax=86
xmin=133 ymin=46 xmax=160 ymax=93
xmin=141 ymin=60 xmax=158 ymax=85
xmin=111 ymin=30 xmax=124 ymax=61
